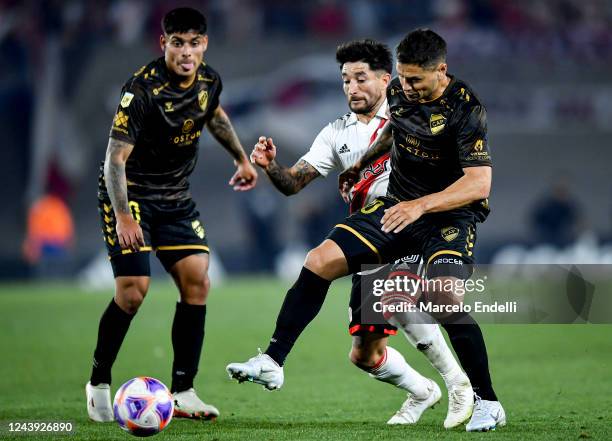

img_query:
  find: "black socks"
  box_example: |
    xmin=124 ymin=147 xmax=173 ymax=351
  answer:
xmin=265 ymin=267 xmax=331 ymax=366
xmin=171 ymin=302 xmax=206 ymax=393
xmin=90 ymin=299 xmax=135 ymax=385
xmin=442 ymin=313 xmax=498 ymax=401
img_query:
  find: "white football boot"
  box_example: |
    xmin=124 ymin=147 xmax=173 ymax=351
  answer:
xmin=387 ymin=378 xmax=442 ymax=425
xmin=444 ymin=374 xmax=474 ymax=429
xmin=466 ymin=396 xmax=506 ymax=432
xmin=173 ymin=388 xmax=220 ymax=420
xmin=85 ymin=382 xmax=114 ymax=422
xmin=226 ymin=350 xmax=284 ymax=390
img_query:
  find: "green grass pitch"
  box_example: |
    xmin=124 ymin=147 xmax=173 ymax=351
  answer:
xmin=0 ymin=277 xmax=610 ymax=440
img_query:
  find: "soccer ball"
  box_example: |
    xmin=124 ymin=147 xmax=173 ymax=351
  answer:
xmin=113 ymin=377 xmax=174 ymax=437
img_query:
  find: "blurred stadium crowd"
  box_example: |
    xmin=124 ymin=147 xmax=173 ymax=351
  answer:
xmin=1 ymin=0 xmax=612 ymax=281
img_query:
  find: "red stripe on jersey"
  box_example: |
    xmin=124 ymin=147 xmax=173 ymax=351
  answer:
xmin=350 ymin=119 xmax=388 ymax=214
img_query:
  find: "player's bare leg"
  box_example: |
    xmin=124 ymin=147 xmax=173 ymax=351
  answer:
xmin=88 ymin=275 xmax=150 ymax=422
xmin=168 ymin=253 xmax=219 ymax=420
xmin=227 ymin=240 xmax=347 ymax=388
xmin=350 ymin=332 xmax=440 ymax=424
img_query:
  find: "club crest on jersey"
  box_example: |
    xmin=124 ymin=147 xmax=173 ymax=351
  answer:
xmin=120 ymin=92 xmax=134 ymax=108
xmin=182 ymin=119 xmax=194 ymax=133
xmin=430 ymin=114 xmax=446 ymax=135
xmin=198 ymin=90 xmax=208 ymax=111
xmin=192 ymin=220 xmax=205 ymax=239
xmin=441 ymin=226 xmax=459 ymax=242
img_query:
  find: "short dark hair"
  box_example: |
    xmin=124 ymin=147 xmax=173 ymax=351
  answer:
xmin=162 ymin=7 xmax=207 ymax=35
xmin=396 ymin=29 xmax=447 ymax=68
xmin=335 ymin=39 xmax=393 ymax=74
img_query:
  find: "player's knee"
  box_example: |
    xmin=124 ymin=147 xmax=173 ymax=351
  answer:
xmin=180 ymin=272 xmax=209 ymax=305
xmin=115 ymin=278 xmax=149 ymax=314
xmin=304 ymin=247 xmax=326 ymax=274
xmin=349 ymin=343 xmax=384 ymax=369
xmin=304 ymin=241 xmax=347 ymax=280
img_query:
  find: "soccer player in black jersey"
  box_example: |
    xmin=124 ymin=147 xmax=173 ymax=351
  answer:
xmin=227 ymin=29 xmax=506 ymax=432
xmin=246 ymin=39 xmax=473 ymax=428
xmin=86 ymin=8 xmax=257 ymax=422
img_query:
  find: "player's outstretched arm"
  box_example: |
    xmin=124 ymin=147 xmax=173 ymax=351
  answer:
xmin=338 ymin=123 xmax=393 ymax=202
xmin=250 ymin=136 xmax=320 ymax=196
xmin=206 ymin=105 xmax=258 ymax=191
xmin=104 ymin=138 xmax=145 ymax=250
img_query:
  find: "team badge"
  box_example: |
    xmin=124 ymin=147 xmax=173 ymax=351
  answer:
xmin=182 ymin=119 xmax=194 ymax=133
xmin=430 ymin=113 xmax=446 ymax=135
xmin=191 ymin=220 xmax=205 ymax=239
xmin=120 ymin=92 xmax=134 ymax=108
xmin=441 ymin=226 xmax=459 ymax=242
xmin=198 ymin=90 xmax=208 ymax=111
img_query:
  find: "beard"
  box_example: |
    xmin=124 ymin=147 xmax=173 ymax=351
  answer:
xmin=349 ymin=99 xmax=376 ymax=115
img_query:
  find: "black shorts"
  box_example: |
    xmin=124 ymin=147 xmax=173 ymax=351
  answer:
xmin=348 ymin=254 xmax=422 ymax=336
xmin=328 ymin=197 xmax=476 ymax=279
xmin=99 ymin=197 xmax=209 ymax=277
xmin=349 ymin=272 xmax=397 ymax=336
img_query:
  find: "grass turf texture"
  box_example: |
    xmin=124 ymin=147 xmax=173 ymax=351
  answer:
xmin=0 ymin=278 xmax=610 ymax=440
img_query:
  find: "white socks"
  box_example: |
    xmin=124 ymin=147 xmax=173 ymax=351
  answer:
xmin=387 ymin=312 xmax=464 ymax=385
xmin=368 ymin=346 xmax=429 ymax=398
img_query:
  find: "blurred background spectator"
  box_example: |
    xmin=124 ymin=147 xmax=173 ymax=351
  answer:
xmin=1 ymin=0 xmax=611 ymax=280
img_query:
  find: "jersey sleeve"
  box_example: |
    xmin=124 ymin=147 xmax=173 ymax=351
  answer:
xmin=299 ymin=124 xmax=338 ymax=177
xmin=455 ymin=104 xmax=492 ymax=167
xmin=208 ymin=74 xmax=223 ymax=115
xmin=109 ymin=82 xmax=150 ymax=145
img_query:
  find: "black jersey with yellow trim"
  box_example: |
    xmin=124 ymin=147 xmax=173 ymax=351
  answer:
xmin=386 ymin=75 xmax=492 ymax=222
xmin=99 ymin=57 xmax=223 ymax=201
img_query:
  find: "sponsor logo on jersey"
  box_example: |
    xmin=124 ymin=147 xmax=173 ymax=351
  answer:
xmin=441 ymin=226 xmax=460 ymax=242
xmin=430 ymin=113 xmax=446 ymax=135
xmin=120 ymin=92 xmax=134 ymax=108
xmin=152 ymin=82 xmax=169 ymax=96
xmin=405 ymin=135 xmax=421 ymax=147
xmin=113 ymin=111 xmax=129 ymax=133
xmin=432 ymin=257 xmax=463 ymax=265
xmin=398 ymin=254 xmax=420 ymax=263
xmin=338 ymin=144 xmax=350 ymax=154
xmin=468 ymin=139 xmax=490 ymax=160
xmin=182 ymin=119 xmax=194 ymax=133
xmin=171 ymin=130 xmax=202 ymax=145
xmin=397 ymin=142 xmax=440 ymax=160
xmin=165 ymin=101 xmax=174 ymax=112
xmin=198 ymin=90 xmax=208 ymax=111
xmin=191 ymin=220 xmax=205 ymax=239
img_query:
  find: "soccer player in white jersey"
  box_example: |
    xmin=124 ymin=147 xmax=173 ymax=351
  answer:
xmin=231 ymin=40 xmax=473 ymax=428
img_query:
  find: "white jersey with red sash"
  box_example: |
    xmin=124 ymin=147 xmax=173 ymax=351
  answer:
xmin=300 ymin=101 xmax=390 ymax=213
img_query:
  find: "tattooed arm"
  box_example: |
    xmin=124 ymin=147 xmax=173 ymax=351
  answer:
xmin=265 ymin=159 xmax=320 ymax=196
xmin=250 ymin=136 xmax=321 ymax=196
xmin=206 ymin=105 xmax=257 ymax=191
xmin=338 ymin=123 xmax=393 ymax=202
xmin=104 ymin=138 xmax=144 ymax=250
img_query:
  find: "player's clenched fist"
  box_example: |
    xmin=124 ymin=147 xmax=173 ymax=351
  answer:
xmin=338 ymin=165 xmax=360 ymax=203
xmin=250 ymin=136 xmax=277 ymax=168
